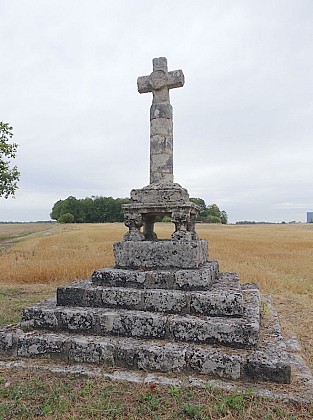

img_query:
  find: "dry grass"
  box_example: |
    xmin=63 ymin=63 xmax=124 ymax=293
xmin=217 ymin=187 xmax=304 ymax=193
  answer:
xmin=0 ymin=222 xmax=312 ymax=369
xmin=0 ymin=369 xmax=311 ymax=419
xmin=0 ymin=223 xmax=123 ymax=284
xmin=0 ymin=222 xmax=313 ymax=417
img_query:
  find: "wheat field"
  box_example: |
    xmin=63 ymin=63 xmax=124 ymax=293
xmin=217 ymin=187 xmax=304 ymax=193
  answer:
xmin=0 ymin=222 xmax=312 ymax=369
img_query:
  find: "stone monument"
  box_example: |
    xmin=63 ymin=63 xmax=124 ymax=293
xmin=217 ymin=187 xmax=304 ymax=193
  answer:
xmin=0 ymin=58 xmax=293 ymax=385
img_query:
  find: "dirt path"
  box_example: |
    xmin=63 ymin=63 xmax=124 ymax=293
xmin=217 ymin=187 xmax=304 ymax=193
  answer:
xmin=0 ymin=224 xmax=62 ymax=254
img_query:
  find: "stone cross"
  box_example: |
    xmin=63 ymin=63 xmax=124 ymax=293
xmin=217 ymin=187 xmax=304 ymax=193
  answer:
xmin=137 ymin=57 xmax=184 ymax=184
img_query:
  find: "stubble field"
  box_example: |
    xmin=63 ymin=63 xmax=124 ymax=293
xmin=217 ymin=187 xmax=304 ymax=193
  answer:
xmin=0 ymin=222 xmax=312 ymax=419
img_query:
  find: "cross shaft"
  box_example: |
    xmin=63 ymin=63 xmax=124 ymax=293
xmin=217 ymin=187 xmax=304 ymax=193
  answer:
xmin=137 ymin=57 xmax=184 ymax=184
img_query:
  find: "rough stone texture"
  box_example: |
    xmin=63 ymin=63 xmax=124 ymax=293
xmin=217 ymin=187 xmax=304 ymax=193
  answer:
xmin=92 ymin=261 xmax=219 ymax=290
xmin=57 ymin=271 xmax=243 ymax=317
xmin=244 ymin=347 xmax=291 ymax=384
xmin=130 ymin=184 xmax=189 ymax=204
xmin=20 ymin=289 xmax=259 ymax=348
xmin=137 ymin=342 xmax=187 ymax=373
xmin=0 ymin=327 xmax=18 ymax=355
xmin=241 ymin=294 xmax=291 ymax=384
xmin=114 ymin=240 xmax=209 ymax=269
xmin=187 ymin=346 xmax=241 ymax=379
xmin=137 ymin=57 xmax=184 ymax=185
xmin=0 ymin=292 xmax=293 ymax=383
xmin=122 ymin=58 xmax=201 ymax=242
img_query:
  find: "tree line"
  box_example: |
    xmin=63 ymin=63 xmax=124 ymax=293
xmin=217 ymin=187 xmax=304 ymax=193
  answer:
xmin=50 ymin=196 xmax=228 ymax=224
xmin=0 ymin=122 xmax=19 ymax=199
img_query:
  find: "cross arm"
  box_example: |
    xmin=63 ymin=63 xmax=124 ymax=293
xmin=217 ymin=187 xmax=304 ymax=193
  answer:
xmin=137 ymin=69 xmax=185 ymax=94
xmin=167 ymin=70 xmax=185 ymax=89
xmin=137 ymin=75 xmax=152 ymax=94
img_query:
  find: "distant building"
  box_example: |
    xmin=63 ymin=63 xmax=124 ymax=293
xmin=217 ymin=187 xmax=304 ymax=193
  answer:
xmin=307 ymin=212 xmax=313 ymax=223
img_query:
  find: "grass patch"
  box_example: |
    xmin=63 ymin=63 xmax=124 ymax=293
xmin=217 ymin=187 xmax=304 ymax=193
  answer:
xmin=0 ymin=284 xmax=56 ymax=327
xmin=0 ymin=370 xmax=312 ymax=419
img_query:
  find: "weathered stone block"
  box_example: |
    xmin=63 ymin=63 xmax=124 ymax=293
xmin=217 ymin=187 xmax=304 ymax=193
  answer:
xmin=137 ymin=342 xmax=187 ymax=372
xmin=21 ymin=302 xmax=58 ymax=330
xmin=56 ymin=274 xmax=244 ymax=316
xmin=96 ymin=310 xmax=167 ymax=339
xmin=20 ymin=289 xmax=259 ymax=347
xmin=190 ymin=291 xmax=243 ymax=316
xmin=114 ymin=338 xmax=140 ymax=369
xmin=150 ymin=118 xmax=172 ymax=136
xmin=150 ymin=135 xmax=173 ymax=154
xmin=67 ymin=336 xmax=115 ymax=365
xmin=150 ymin=103 xmax=173 ymax=120
xmin=114 ymin=240 xmax=208 ymax=269
xmin=129 ymin=183 xmax=189 ymax=204
xmin=17 ymin=333 xmax=65 ymax=359
xmin=169 ymin=314 xmax=259 ymax=348
xmin=143 ymin=289 xmax=188 ymax=313
xmin=173 ymin=262 xmax=218 ymax=290
xmin=92 ymin=268 xmax=146 ymax=288
xmin=0 ymin=328 xmax=18 ymax=355
xmin=101 ymin=287 xmax=142 ymax=309
xmin=59 ymin=308 xmax=95 ymax=333
xmin=92 ymin=261 xmax=218 ymax=290
xmin=57 ymin=285 xmax=86 ymax=307
xmin=190 ymin=273 xmax=244 ymax=316
xmin=243 ymin=349 xmax=291 ymax=383
xmin=187 ymin=347 xmax=241 ymax=379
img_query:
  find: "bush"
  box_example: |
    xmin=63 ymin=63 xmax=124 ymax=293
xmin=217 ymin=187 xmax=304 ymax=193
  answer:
xmin=58 ymin=213 xmax=75 ymax=223
xmin=207 ymin=215 xmax=221 ymax=223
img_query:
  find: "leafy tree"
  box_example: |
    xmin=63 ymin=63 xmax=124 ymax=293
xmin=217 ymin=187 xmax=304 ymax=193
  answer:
xmin=207 ymin=215 xmax=222 ymax=223
xmin=50 ymin=196 xmax=130 ymax=223
xmin=207 ymin=204 xmax=221 ymax=219
xmin=58 ymin=212 xmax=75 ymax=223
xmin=190 ymin=197 xmax=209 ymax=221
xmin=220 ymin=210 xmax=228 ymax=224
xmin=190 ymin=199 xmax=228 ymax=224
xmin=190 ymin=197 xmax=206 ymax=208
xmin=0 ymin=122 xmax=20 ymax=198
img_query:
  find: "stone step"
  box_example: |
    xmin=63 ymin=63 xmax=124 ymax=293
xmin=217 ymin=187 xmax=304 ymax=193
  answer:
xmin=20 ymin=290 xmax=259 ymax=349
xmin=113 ymin=240 xmax=209 ymax=269
xmin=92 ymin=261 xmax=219 ymax=291
xmin=57 ymin=273 xmax=243 ymax=317
xmin=0 ymin=317 xmax=290 ymax=384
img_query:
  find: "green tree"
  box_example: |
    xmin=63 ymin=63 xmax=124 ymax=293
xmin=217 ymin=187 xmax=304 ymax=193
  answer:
xmin=50 ymin=196 xmax=131 ymax=223
xmin=190 ymin=197 xmax=209 ymax=221
xmin=58 ymin=212 xmax=75 ymax=223
xmin=0 ymin=122 xmax=20 ymax=198
xmin=207 ymin=204 xmax=221 ymax=219
xmin=207 ymin=215 xmax=221 ymax=223
xmin=190 ymin=199 xmax=228 ymax=224
xmin=220 ymin=210 xmax=228 ymax=224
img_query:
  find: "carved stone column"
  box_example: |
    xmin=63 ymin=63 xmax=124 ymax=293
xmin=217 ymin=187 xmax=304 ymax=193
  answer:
xmin=171 ymin=210 xmax=192 ymax=241
xmin=123 ymin=211 xmax=145 ymax=241
xmin=188 ymin=214 xmax=199 ymax=240
xmin=143 ymin=214 xmax=158 ymax=240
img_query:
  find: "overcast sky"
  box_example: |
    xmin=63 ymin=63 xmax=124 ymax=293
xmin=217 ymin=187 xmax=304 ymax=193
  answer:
xmin=1 ymin=0 xmax=312 ymax=223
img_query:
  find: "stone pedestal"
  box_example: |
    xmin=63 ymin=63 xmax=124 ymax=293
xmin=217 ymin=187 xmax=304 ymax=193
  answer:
xmin=114 ymin=240 xmax=208 ymax=269
xmin=0 ymin=57 xmax=294 ymax=386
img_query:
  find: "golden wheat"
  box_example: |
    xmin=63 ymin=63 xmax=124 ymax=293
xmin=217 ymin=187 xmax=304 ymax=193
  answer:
xmin=0 ymin=222 xmax=312 ymax=367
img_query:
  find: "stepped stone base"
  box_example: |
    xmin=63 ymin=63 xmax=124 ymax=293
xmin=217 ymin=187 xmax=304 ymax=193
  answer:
xmin=92 ymin=261 xmax=219 ymax=291
xmin=114 ymin=240 xmax=208 ymax=269
xmin=0 ymin=296 xmax=290 ymax=383
xmin=59 ymin=272 xmax=243 ymax=316
xmin=19 ymin=288 xmax=259 ymax=348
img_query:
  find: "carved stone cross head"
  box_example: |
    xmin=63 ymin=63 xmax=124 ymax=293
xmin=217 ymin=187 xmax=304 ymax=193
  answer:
xmin=137 ymin=57 xmax=185 ymax=103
